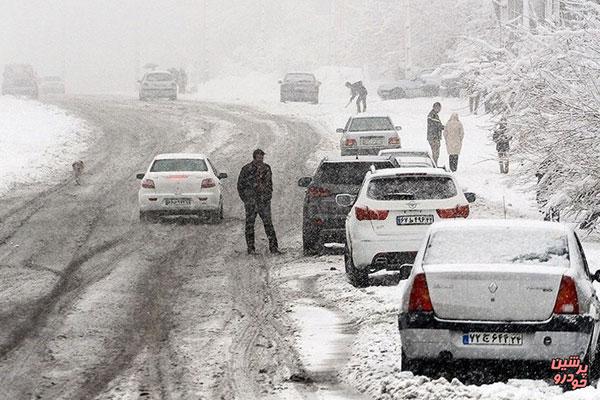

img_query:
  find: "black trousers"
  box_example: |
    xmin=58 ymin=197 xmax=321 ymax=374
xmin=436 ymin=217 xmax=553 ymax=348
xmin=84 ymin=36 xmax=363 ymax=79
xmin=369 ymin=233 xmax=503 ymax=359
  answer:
xmin=449 ymin=154 xmax=459 ymax=172
xmin=244 ymin=199 xmax=278 ymax=251
xmin=356 ymin=95 xmax=367 ymax=113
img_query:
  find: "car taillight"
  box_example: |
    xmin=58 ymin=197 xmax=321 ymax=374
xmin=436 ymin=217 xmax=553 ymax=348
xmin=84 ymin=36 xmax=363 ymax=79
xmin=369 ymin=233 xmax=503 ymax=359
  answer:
xmin=436 ymin=205 xmax=469 ymax=218
xmin=345 ymin=138 xmax=357 ymax=146
xmin=553 ymin=276 xmax=579 ymax=314
xmin=408 ymin=273 xmax=433 ymax=312
xmin=201 ymin=178 xmax=216 ymax=188
xmin=141 ymin=179 xmax=155 ymax=189
xmin=388 ymin=137 xmax=400 ymax=145
xmin=308 ymin=187 xmax=331 ymax=198
xmin=355 ymin=206 xmax=389 ymax=221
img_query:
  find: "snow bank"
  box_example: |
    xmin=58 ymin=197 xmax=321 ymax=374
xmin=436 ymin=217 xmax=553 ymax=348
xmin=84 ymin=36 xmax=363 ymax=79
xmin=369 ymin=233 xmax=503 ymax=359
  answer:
xmin=0 ymin=97 xmax=89 ymax=196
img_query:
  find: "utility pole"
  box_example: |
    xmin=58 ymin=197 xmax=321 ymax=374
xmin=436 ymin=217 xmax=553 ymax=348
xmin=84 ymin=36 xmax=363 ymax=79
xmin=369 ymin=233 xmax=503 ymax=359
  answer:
xmin=404 ymin=0 xmax=412 ymax=78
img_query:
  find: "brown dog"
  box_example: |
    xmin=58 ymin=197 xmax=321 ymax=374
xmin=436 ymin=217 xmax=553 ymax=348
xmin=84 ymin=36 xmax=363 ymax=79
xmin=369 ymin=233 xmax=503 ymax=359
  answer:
xmin=72 ymin=160 xmax=84 ymax=185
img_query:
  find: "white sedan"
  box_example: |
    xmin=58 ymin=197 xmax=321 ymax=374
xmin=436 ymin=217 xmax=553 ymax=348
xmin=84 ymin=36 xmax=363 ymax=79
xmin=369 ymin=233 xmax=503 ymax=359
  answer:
xmin=137 ymin=153 xmax=227 ymax=223
xmin=337 ymin=167 xmax=475 ymax=287
xmin=399 ymin=219 xmax=600 ymax=378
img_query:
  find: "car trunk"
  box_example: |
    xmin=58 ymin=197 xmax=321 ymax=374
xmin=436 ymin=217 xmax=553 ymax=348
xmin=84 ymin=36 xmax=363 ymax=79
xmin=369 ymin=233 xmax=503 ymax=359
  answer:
xmin=423 ymin=264 xmax=565 ymax=321
xmin=148 ymin=172 xmax=210 ymax=194
xmin=344 ymin=130 xmax=397 ymax=147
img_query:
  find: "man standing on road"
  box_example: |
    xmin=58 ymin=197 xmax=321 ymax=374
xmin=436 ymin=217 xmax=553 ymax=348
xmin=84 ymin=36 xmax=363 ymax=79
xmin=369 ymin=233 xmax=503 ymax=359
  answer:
xmin=237 ymin=149 xmax=282 ymax=255
xmin=427 ymin=102 xmax=444 ymax=166
xmin=345 ymin=81 xmax=368 ymax=113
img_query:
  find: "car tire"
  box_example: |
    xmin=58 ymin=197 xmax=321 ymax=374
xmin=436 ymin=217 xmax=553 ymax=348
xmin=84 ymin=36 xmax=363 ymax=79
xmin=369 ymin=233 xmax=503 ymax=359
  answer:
xmin=401 ymin=351 xmax=420 ymax=374
xmin=344 ymin=244 xmax=369 ymax=288
xmin=302 ymin=225 xmax=320 ymax=256
xmin=391 ymin=88 xmax=405 ymax=99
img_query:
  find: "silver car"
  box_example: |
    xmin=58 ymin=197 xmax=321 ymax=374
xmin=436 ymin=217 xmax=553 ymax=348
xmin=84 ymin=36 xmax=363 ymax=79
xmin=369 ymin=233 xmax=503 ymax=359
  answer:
xmin=139 ymin=71 xmax=178 ymax=101
xmin=399 ymin=219 xmax=600 ymax=377
xmin=338 ymin=116 xmax=401 ymax=156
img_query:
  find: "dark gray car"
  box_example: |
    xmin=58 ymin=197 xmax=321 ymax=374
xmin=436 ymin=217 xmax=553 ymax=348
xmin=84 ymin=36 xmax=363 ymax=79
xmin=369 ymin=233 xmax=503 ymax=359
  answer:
xmin=298 ymin=156 xmax=396 ymax=255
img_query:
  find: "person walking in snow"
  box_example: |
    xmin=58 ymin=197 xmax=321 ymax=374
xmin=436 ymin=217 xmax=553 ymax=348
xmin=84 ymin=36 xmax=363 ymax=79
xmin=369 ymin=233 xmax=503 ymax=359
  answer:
xmin=467 ymin=71 xmax=481 ymax=114
xmin=443 ymin=113 xmax=464 ymax=172
xmin=345 ymin=81 xmax=368 ymax=113
xmin=237 ymin=149 xmax=282 ymax=255
xmin=492 ymin=117 xmax=512 ymax=174
xmin=427 ymin=102 xmax=444 ymax=166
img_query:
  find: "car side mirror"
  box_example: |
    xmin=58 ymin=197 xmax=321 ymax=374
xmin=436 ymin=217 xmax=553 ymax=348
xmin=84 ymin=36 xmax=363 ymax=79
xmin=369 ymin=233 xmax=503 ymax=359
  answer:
xmin=395 ymin=126 xmax=402 ymax=131
xmin=399 ymin=264 xmax=413 ymax=280
xmin=298 ymin=177 xmax=312 ymax=187
xmin=218 ymin=172 xmax=228 ymax=179
xmin=336 ymin=194 xmax=356 ymax=207
xmin=336 ymin=128 xmax=345 ymax=133
xmin=464 ymin=192 xmax=476 ymax=203
xmin=593 ymin=269 xmax=600 ymax=283
xmin=136 ymin=173 xmax=145 ymax=180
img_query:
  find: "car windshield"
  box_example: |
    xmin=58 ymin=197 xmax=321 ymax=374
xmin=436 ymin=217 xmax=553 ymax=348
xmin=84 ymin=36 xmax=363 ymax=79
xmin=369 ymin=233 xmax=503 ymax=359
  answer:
xmin=367 ymin=176 xmax=457 ymax=200
xmin=423 ymin=227 xmax=570 ymax=267
xmin=315 ymin=162 xmax=394 ymax=185
xmin=349 ymin=117 xmax=394 ymax=132
xmin=150 ymin=159 xmax=208 ymax=172
xmin=146 ymin=73 xmax=173 ymax=82
xmin=285 ymin=73 xmax=315 ymax=83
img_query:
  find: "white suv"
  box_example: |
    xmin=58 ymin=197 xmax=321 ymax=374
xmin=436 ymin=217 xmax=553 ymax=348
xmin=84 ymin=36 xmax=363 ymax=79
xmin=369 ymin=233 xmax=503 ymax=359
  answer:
xmin=337 ymin=167 xmax=475 ymax=287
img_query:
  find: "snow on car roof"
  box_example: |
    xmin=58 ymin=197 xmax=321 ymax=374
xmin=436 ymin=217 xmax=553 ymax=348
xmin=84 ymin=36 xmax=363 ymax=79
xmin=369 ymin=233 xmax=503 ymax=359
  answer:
xmin=349 ymin=114 xmax=391 ymax=119
xmin=379 ymin=147 xmax=431 ymax=155
xmin=430 ymin=219 xmax=570 ymax=234
xmin=324 ymin=155 xmax=393 ymax=163
xmin=369 ymin=167 xmax=452 ymax=178
xmin=146 ymin=70 xmax=172 ymax=75
xmin=154 ymin=153 xmax=207 ymax=160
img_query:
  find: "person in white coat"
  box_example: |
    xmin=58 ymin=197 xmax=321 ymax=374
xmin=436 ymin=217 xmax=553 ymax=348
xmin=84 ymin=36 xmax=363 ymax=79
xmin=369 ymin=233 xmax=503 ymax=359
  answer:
xmin=443 ymin=113 xmax=464 ymax=172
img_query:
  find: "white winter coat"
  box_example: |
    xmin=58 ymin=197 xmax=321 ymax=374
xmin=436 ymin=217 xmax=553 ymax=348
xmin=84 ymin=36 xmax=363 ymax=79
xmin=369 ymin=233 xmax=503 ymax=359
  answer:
xmin=443 ymin=113 xmax=464 ymax=155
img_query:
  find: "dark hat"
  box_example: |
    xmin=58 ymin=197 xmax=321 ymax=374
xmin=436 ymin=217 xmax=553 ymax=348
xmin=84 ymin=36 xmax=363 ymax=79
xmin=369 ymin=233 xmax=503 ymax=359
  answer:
xmin=253 ymin=148 xmax=265 ymax=159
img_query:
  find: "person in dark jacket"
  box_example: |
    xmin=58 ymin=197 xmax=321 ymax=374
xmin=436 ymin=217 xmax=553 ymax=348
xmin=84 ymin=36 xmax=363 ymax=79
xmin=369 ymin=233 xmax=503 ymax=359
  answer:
xmin=345 ymin=81 xmax=368 ymax=113
xmin=492 ymin=117 xmax=512 ymax=174
xmin=237 ymin=149 xmax=281 ymax=254
xmin=427 ymin=102 xmax=444 ymax=166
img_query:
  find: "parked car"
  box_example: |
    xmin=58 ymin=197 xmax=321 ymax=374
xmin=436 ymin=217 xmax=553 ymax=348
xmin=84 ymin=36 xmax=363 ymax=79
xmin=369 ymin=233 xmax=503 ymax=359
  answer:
xmin=2 ymin=64 xmax=38 ymax=99
xmin=338 ymin=115 xmax=402 ymax=156
xmin=39 ymin=76 xmax=65 ymax=95
xmin=136 ymin=153 xmax=227 ymax=223
xmin=337 ymin=167 xmax=476 ymax=287
xmin=139 ymin=71 xmax=178 ymax=101
xmin=298 ymin=156 xmax=396 ymax=255
xmin=377 ymin=78 xmax=439 ymax=100
xmin=419 ymin=63 xmax=467 ymax=97
xmin=399 ymin=219 xmax=600 ymax=379
xmin=378 ymin=148 xmax=435 ymax=167
xmin=279 ymin=72 xmax=320 ymax=104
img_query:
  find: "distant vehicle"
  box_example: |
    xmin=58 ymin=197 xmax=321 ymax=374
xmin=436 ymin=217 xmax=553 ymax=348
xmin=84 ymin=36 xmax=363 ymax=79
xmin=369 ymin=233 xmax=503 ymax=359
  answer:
xmin=139 ymin=71 xmax=178 ymax=101
xmin=39 ymin=76 xmax=65 ymax=95
xmin=136 ymin=153 xmax=227 ymax=223
xmin=337 ymin=167 xmax=475 ymax=287
xmin=298 ymin=156 xmax=396 ymax=255
xmin=279 ymin=72 xmax=320 ymax=104
xmin=399 ymin=219 xmax=600 ymax=378
xmin=377 ymin=78 xmax=438 ymax=100
xmin=419 ymin=63 xmax=466 ymax=97
xmin=2 ymin=64 xmax=38 ymax=99
xmin=338 ymin=115 xmax=402 ymax=156
xmin=378 ymin=148 xmax=435 ymax=166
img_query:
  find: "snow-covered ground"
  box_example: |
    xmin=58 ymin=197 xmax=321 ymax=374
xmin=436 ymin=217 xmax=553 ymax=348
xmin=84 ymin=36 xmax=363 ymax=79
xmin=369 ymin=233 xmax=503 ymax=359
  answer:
xmin=192 ymin=69 xmax=600 ymax=399
xmin=0 ymin=96 xmax=89 ymax=196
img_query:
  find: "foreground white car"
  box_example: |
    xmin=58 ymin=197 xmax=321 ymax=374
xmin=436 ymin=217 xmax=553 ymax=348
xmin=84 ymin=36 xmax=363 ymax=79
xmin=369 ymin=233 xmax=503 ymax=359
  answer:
xmin=399 ymin=219 xmax=600 ymax=378
xmin=137 ymin=153 xmax=227 ymax=223
xmin=338 ymin=167 xmax=475 ymax=287
xmin=338 ymin=115 xmax=402 ymax=156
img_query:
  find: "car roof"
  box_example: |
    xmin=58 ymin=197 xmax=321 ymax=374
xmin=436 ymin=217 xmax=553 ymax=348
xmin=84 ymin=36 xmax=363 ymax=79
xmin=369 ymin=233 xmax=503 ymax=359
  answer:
xmin=430 ymin=219 xmax=570 ymax=234
xmin=368 ymin=167 xmax=452 ymax=178
xmin=146 ymin=70 xmax=173 ymax=75
xmin=379 ymin=147 xmax=431 ymax=155
xmin=322 ymin=155 xmax=394 ymax=163
xmin=153 ymin=153 xmax=207 ymax=160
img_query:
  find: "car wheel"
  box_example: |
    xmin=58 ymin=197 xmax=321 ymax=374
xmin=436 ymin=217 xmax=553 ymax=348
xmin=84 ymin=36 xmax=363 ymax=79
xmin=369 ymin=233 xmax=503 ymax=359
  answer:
xmin=401 ymin=351 xmax=422 ymax=374
xmin=344 ymin=244 xmax=369 ymax=287
xmin=391 ymin=88 xmax=405 ymax=99
xmin=302 ymin=225 xmax=320 ymax=256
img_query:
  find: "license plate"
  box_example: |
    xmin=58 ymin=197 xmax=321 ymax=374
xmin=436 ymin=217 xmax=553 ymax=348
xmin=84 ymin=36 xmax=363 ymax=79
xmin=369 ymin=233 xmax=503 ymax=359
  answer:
xmin=462 ymin=332 xmax=523 ymax=346
xmin=396 ymin=215 xmax=434 ymax=225
xmin=360 ymin=137 xmax=384 ymax=146
xmin=164 ymin=198 xmax=191 ymax=206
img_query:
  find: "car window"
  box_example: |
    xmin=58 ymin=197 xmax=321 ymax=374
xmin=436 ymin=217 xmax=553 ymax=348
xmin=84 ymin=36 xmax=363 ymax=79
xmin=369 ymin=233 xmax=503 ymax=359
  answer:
xmin=574 ymin=233 xmax=592 ymax=278
xmin=349 ymin=117 xmax=394 ymax=132
xmin=146 ymin=73 xmax=173 ymax=82
xmin=367 ymin=176 xmax=457 ymax=200
xmin=314 ymin=162 xmax=394 ymax=185
xmin=423 ymin=227 xmax=570 ymax=267
xmin=150 ymin=159 xmax=208 ymax=172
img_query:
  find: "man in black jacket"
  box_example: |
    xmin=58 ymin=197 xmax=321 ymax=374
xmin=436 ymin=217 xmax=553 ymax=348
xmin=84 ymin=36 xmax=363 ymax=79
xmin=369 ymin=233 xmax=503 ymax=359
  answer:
xmin=237 ymin=149 xmax=281 ymax=254
xmin=345 ymin=81 xmax=368 ymax=113
xmin=427 ymin=102 xmax=444 ymax=166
